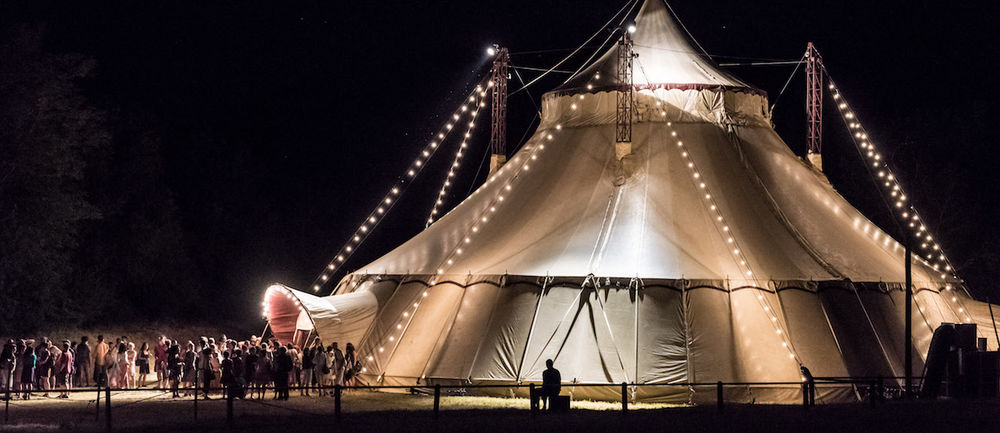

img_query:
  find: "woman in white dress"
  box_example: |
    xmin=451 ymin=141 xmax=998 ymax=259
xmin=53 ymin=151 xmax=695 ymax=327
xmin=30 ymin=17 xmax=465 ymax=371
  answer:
xmin=124 ymin=343 xmax=137 ymax=389
xmin=312 ymin=343 xmax=329 ymax=397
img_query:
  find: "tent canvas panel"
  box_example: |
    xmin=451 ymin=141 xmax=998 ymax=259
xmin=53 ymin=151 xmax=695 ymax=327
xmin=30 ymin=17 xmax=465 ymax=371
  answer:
xmin=425 ymin=281 xmax=504 ymax=379
xmin=469 ymin=281 xmax=541 ymax=381
xmin=817 ymin=281 xmax=897 ymax=378
xmin=382 ymin=282 xmax=465 ymax=380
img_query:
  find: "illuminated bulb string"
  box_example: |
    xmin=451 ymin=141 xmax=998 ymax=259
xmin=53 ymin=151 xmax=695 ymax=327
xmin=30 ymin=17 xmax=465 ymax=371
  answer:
xmin=426 ymin=86 xmax=488 ymax=226
xmin=261 ymin=285 xmax=304 ymax=318
xmin=664 ymin=118 xmax=803 ymax=365
xmin=367 ymin=126 xmax=554 ymax=379
xmin=628 ymin=56 xmax=803 ymax=366
xmin=824 ymin=73 xmax=973 ymax=323
xmin=308 ymin=76 xmax=492 ymax=293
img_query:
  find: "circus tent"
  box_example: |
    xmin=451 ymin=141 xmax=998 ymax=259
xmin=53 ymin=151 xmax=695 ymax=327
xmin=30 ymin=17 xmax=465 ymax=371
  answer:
xmin=265 ymin=0 xmax=998 ymax=403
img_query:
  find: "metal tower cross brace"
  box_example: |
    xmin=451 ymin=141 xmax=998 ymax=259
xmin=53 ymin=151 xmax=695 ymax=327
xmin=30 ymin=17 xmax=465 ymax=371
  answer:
xmin=488 ymin=46 xmax=509 ymax=176
xmin=615 ymin=30 xmax=635 ymax=160
xmin=805 ymin=42 xmax=824 ymax=170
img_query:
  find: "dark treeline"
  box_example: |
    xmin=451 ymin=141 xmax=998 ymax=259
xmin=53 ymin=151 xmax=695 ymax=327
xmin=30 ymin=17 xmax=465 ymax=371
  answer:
xmin=0 ymin=25 xmax=201 ymax=332
xmin=0 ymin=1 xmax=382 ymax=333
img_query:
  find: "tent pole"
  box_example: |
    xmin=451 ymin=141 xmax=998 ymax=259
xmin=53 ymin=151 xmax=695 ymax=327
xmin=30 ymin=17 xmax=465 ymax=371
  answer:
xmin=516 ymin=276 xmax=548 ymax=382
xmin=633 ymin=278 xmax=639 ymax=389
xmin=379 ymin=284 xmax=429 ymax=379
xmin=259 ymin=322 xmax=270 ymax=341
xmin=418 ymin=282 xmax=469 ymax=382
xmin=988 ymin=298 xmax=1000 ymax=349
xmin=682 ymin=281 xmax=694 ymax=403
xmin=905 ymin=244 xmax=913 ymax=399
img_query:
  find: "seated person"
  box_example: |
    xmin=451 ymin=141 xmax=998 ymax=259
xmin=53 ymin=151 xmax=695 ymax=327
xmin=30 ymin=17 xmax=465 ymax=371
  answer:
xmin=540 ymin=359 xmax=561 ymax=410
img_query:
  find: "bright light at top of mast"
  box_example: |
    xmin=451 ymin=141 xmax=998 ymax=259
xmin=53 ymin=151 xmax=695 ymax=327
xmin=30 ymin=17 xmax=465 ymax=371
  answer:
xmin=487 ymin=46 xmax=497 ymax=56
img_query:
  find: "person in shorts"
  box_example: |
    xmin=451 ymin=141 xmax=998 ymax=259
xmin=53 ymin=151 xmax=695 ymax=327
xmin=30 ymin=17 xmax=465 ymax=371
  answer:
xmin=56 ymin=342 xmax=73 ymax=398
xmin=75 ymin=336 xmax=91 ymax=387
xmin=154 ymin=336 xmax=168 ymax=389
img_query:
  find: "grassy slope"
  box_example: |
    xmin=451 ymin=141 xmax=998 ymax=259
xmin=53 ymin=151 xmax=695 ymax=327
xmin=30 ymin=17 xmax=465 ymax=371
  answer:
xmin=2 ymin=390 xmax=999 ymax=432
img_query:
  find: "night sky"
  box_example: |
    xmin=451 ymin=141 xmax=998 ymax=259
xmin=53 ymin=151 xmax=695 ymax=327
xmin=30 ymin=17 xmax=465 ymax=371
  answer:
xmin=3 ymin=0 xmax=999 ymax=321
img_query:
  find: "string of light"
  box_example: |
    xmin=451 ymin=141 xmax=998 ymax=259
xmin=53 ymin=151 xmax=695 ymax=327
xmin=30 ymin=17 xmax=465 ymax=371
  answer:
xmin=824 ymin=72 xmax=972 ymax=323
xmin=663 ymin=117 xmax=803 ymax=365
xmin=262 ymin=284 xmax=301 ymax=318
xmin=367 ymin=126 xmax=555 ymax=380
xmin=426 ymin=84 xmax=489 ymax=226
xmin=308 ymin=75 xmax=492 ymax=293
xmin=622 ymin=51 xmax=804 ymax=365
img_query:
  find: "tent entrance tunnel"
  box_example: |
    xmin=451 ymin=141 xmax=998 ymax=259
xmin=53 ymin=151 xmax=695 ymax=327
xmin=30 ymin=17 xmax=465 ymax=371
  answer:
xmin=263 ymin=0 xmax=999 ymax=404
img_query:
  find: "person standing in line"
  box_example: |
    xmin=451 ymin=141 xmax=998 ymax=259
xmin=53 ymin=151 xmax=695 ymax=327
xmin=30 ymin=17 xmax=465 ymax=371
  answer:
xmin=136 ymin=342 xmax=151 ymax=388
xmin=19 ymin=346 xmax=36 ymax=400
xmin=273 ymin=346 xmax=292 ymax=401
xmin=343 ymin=343 xmax=357 ymax=387
xmin=231 ymin=349 xmax=245 ymax=399
xmin=35 ymin=341 xmax=51 ymax=398
xmin=75 ymin=336 xmax=91 ymax=387
xmin=11 ymin=341 xmax=25 ymax=394
xmin=56 ymin=341 xmax=73 ymax=398
xmin=154 ymin=336 xmax=168 ymax=389
xmin=220 ymin=351 xmax=234 ymax=399
xmin=198 ymin=346 xmax=214 ymax=399
xmin=93 ymin=335 xmax=109 ymax=388
xmin=210 ymin=344 xmax=222 ymax=392
xmin=0 ymin=340 xmax=16 ymax=398
xmin=312 ymin=342 xmax=329 ymax=397
xmin=46 ymin=340 xmax=62 ymax=393
xmin=331 ymin=343 xmax=345 ymax=387
xmin=300 ymin=345 xmax=313 ymax=396
xmin=167 ymin=343 xmax=182 ymax=398
xmin=243 ymin=347 xmax=258 ymax=398
xmin=254 ymin=344 xmax=273 ymax=400
xmin=109 ymin=343 xmax=125 ymax=389
xmin=124 ymin=342 xmax=137 ymax=389
xmin=182 ymin=342 xmax=197 ymax=397
xmin=287 ymin=343 xmax=300 ymax=391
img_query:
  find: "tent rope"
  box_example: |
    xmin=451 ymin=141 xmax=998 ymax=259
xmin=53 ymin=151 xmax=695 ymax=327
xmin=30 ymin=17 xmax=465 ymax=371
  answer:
xmin=769 ymin=51 xmax=808 ymax=114
xmin=512 ymin=0 xmax=639 ymax=96
xmin=593 ymin=285 xmax=632 ymax=384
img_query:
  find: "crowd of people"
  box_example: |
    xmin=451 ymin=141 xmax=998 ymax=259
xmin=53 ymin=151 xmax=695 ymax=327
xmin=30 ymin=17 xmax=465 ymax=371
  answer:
xmin=0 ymin=334 xmax=362 ymax=401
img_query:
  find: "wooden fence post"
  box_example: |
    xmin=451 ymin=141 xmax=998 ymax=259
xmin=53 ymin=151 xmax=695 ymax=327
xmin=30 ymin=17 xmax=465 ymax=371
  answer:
xmin=334 ymin=385 xmax=342 ymax=420
xmin=530 ymin=383 xmax=537 ymax=415
xmin=620 ymin=382 xmax=628 ymax=413
xmin=434 ymin=384 xmax=441 ymax=417
xmin=105 ymin=387 xmax=111 ymax=433
xmin=717 ymin=381 xmax=724 ymax=412
xmin=226 ymin=387 xmax=234 ymax=429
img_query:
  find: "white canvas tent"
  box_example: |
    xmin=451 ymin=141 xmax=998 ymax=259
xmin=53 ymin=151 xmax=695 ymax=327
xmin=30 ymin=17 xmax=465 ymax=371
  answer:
xmin=265 ymin=0 xmax=999 ymax=403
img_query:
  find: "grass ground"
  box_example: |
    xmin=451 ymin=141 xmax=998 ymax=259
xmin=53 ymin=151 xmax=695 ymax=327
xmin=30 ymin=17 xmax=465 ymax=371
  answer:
xmin=1 ymin=389 xmax=998 ymax=432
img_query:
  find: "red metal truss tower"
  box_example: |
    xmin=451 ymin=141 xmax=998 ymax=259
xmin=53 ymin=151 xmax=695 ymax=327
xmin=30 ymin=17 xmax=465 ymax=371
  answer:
xmin=616 ymin=31 xmax=635 ymax=145
xmin=489 ymin=47 xmax=509 ymax=156
xmin=805 ymin=42 xmax=824 ymax=169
